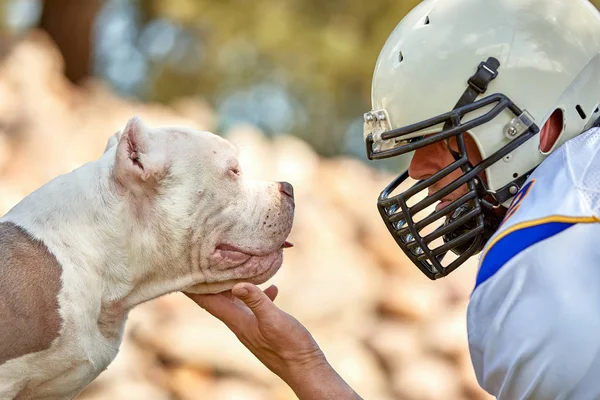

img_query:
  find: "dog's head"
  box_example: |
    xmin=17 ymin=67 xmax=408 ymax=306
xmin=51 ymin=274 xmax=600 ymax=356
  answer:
xmin=105 ymin=117 xmax=294 ymax=294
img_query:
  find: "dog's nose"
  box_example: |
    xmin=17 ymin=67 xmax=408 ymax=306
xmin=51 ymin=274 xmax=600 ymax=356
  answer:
xmin=278 ymin=181 xmax=294 ymax=199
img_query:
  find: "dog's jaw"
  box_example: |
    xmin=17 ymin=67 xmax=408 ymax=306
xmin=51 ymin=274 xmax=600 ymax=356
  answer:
xmin=183 ymin=255 xmax=284 ymax=295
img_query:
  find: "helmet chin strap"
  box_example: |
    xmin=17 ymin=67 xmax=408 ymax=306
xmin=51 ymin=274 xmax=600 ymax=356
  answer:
xmin=444 ymin=57 xmax=500 ymax=162
xmin=440 ymin=58 xmax=502 ymax=256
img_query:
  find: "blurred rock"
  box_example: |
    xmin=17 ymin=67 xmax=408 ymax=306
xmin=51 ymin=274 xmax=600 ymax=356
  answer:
xmin=420 ymin=303 xmax=470 ymax=359
xmin=318 ymin=335 xmax=388 ymax=399
xmin=392 ymin=356 xmax=462 ymax=400
xmin=0 ymin=133 xmax=9 ymax=171
xmin=316 ymin=159 xmax=421 ymax=277
xmin=167 ymin=366 xmax=215 ymax=400
xmin=368 ymin=320 xmax=425 ymax=371
xmin=210 ymin=378 xmax=270 ymax=400
xmin=379 ymin=274 xmax=446 ymax=321
xmin=131 ymin=293 xmax=280 ymax=386
xmin=76 ymin=381 xmax=172 ymax=400
xmin=0 ymin=184 xmax=24 ymax=216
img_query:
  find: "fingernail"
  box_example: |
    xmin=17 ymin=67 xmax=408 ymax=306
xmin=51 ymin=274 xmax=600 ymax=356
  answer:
xmin=234 ymin=287 xmax=249 ymax=298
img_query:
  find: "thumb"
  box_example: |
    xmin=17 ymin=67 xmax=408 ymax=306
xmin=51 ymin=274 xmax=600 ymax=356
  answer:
xmin=232 ymin=283 xmax=277 ymax=321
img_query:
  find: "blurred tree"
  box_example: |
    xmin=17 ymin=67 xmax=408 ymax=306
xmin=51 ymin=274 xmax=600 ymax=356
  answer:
xmin=38 ymin=0 xmax=104 ymax=84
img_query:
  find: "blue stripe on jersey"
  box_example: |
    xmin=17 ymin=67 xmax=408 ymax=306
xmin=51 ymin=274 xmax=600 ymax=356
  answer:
xmin=475 ymin=222 xmax=574 ymax=289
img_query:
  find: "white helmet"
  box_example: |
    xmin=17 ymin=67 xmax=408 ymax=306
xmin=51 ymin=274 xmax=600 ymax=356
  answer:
xmin=363 ymin=0 xmax=600 ymax=279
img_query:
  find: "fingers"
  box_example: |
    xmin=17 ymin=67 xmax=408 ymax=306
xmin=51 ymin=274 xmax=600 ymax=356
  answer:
xmin=185 ymin=283 xmax=280 ymax=329
xmin=185 ymin=292 xmax=251 ymax=330
xmin=264 ymin=285 xmax=279 ymax=302
xmin=185 ymin=292 xmax=229 ymax=313
xmin=232 ymin=283 xmax=279 ymax=322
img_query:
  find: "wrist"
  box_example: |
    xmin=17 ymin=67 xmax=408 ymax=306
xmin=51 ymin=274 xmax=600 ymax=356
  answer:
xmin=278 ymin=347 xmax=328 ymax=385
xmin=282 ymin=352 xmax=362 ymax=400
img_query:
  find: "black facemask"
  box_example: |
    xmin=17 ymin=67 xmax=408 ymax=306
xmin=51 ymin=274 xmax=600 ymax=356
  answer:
xmin=365 ymin=58 xmax=540 ymax=279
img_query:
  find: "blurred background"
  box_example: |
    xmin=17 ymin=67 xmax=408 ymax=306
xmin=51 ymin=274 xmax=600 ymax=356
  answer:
xmin=2 ymin=1 xmax=598 ymax=399
xmin=0 ymin=0 xmax=430 ymax=166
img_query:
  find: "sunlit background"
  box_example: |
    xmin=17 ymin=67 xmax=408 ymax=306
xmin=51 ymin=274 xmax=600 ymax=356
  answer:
xmin=1 ymin=1 xmax=599 ymax=399
xmin=0 ymin=0 xmax=428 ymax=166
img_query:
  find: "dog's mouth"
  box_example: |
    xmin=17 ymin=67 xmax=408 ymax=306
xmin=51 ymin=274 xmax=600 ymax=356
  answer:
xmin=215 ymin=241 xmax=293 ymax=260
xmin=185 ymin=241 xmax=293 ymax=295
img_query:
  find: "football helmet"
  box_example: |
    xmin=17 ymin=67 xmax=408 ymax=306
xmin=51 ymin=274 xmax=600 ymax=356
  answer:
xmin=364 ymin=0 xmax=600 ymax=279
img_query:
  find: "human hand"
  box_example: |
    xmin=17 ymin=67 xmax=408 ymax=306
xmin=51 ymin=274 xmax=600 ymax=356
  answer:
xmin=186 ymin=283 xmax=362 ymax=399
xmin=185 ymin=283 xmax=325 ymax=381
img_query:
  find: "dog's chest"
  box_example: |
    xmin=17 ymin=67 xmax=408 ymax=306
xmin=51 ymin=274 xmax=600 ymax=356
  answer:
xmin=0 ymin=298 xmax=128 ymax=399
xmin=0 ymin=332 xmax=124 ymax=400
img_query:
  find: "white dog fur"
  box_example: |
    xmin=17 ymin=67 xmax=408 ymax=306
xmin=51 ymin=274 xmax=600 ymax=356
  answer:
xmin=0 ymin=117 xmax=295 ymax=399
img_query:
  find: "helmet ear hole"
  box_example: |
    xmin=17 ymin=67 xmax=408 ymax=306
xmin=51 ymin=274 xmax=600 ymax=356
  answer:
xmin=540 ymin=108 xmax=564 ymax=154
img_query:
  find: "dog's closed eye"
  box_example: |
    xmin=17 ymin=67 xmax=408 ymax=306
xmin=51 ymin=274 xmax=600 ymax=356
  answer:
xmin=229 ymin=167 xmax=241 ymax=178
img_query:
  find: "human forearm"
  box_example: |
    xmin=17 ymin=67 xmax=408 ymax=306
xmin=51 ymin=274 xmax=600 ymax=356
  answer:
xmin=283 ymin=357 xmax=363 ymax=400
xmin=187 ymin=285 xmax=363 ymax=399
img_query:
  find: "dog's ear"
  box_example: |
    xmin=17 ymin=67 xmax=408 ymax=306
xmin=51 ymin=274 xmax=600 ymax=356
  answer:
xmin=114 ymin=116 xmax=168 ymax=189
xmin=104 ymin=130 xmax=122 ymax=154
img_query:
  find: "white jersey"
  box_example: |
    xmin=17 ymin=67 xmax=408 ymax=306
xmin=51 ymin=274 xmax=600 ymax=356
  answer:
xmin=468 ymin=127 xmax=600 ymax=399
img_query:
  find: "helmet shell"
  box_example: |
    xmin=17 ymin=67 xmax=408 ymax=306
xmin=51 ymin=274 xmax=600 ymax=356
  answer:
xmin=370 ymin=0 xmax=600 ymax=194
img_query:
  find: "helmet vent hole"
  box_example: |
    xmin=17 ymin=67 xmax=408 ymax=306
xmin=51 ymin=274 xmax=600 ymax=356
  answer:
xmin=595 ymin=107 xmax=599 ymax=114
xmin=576 ymin=104 xmax=587 ymax=120
xmin=513 ymin=173 xmax=519 ymax=178
xmin=398 ymin=51 xmax=404 ymax=63
xmin=424 ymin=16 xmax=430 ymax=25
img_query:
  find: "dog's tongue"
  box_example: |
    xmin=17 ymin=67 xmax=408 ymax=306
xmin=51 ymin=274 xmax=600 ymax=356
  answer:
xmin=283 ymin=241 xmax=294 ymax=248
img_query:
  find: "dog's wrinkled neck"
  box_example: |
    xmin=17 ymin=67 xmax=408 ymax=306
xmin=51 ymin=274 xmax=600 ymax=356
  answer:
xmin=106 ymin=186 xmax=197 ymax=309
xmin=85 ymin=161 xmax=205 ymax=309
xmin=107 ymin=164 xmax=207 ymax=309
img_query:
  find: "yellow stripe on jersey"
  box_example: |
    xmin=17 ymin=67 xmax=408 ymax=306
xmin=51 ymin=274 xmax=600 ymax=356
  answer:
xmin=484 ymin=215 xmax=600 ymax=260
xmin=474 ymin=215 xmax=600 ymax=290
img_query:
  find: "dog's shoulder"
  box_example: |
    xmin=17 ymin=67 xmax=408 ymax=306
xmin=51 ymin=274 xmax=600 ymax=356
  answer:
xmin=0 ymin=222 xmax=63 ymax=366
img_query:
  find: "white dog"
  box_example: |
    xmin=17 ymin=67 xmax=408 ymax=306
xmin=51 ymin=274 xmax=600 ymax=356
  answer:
xmin=0 ymin=117 xmax=295 ymax=399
